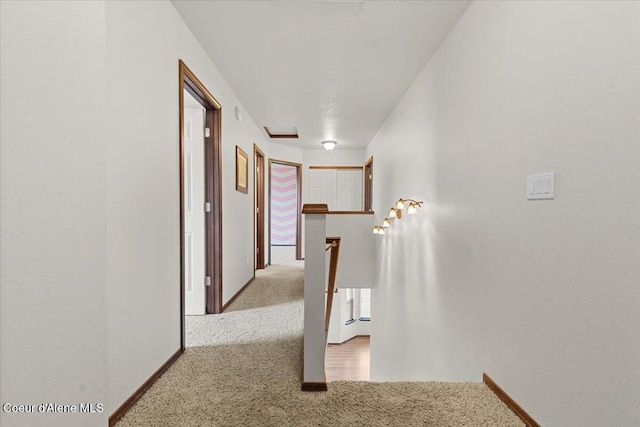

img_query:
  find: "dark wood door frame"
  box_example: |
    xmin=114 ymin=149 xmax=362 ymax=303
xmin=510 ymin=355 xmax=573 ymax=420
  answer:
xmin=254 ymin=144 xmax=266 ymax=270
xmin=364 ymin=156 xmax=373 ymax=212
xmin=268 ymin=159 xmax=303 ymax=263
xmin=179 ymin=60 xmax=223 ymax=351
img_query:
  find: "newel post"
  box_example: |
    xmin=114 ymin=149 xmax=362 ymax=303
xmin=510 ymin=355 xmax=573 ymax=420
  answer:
xmin=301 ymin=204 xmax=329 ymax=390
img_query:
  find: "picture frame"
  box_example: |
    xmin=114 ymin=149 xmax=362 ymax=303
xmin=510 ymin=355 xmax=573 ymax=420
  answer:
xmin=236 ymin=146 xmax=249 ymax=193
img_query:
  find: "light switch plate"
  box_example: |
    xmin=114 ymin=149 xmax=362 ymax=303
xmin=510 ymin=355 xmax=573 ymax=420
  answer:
xmin=527 ymin=172 xmax=555 ymax=200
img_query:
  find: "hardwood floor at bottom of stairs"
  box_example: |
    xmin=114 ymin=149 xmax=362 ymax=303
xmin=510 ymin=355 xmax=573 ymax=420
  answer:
xmin=325 ymin=335 xmax=370 ymax=382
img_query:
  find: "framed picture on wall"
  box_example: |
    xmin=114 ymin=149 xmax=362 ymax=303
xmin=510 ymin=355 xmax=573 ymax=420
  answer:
xmin=236 ymin=146 xmax=248 ymax=193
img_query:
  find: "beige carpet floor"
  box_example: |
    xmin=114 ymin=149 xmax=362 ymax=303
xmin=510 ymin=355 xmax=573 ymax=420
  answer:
xmin=116 ymin=264 xmax=524 ymax=427
xmin=270 ymin=245 xmax=298 ymax=265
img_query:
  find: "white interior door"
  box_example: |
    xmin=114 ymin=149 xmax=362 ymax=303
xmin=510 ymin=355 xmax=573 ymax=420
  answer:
xmin=309 ymin=170 xmax=322 ymax=204
xmin=336 ymin=169 xmax=363 ymax=211
xmin=183 ymin=94 xmax=206 ymax=315
xmin=309 ymin=169 xmax=337 ymax=209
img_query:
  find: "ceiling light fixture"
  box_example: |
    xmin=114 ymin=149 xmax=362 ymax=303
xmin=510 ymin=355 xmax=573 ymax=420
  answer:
xmin=322 ymin=140 xmax=337 ymax=151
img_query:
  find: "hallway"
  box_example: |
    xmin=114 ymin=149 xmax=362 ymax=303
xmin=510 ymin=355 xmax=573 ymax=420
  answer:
xmin=117 ymin=265 xmax=522 ymax=426
xmin=2 ymin=2 xmax=638 ymax=426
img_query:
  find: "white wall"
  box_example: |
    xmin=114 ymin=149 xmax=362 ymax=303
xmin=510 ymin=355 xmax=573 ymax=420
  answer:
xmin=0 ymin=2 xmax=108 ymax=426
xmin=326 ymin=214 xmax=374 ymax=288
xmin=106 ymin=0 xmax=267 ymax=412
xmin=303 ymin=149 xmax=365 ymax=169
xmin=1 ymin=1 xmax=275 ymax=419
xmin=268 ymin=143 xmax=304 ymax=165
xmin=367 ymin=2 xmax=640 ymax=426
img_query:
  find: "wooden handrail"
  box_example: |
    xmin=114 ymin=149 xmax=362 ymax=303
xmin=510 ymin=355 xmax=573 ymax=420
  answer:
xmin=324 ymin=237 xmax=341 ymax=333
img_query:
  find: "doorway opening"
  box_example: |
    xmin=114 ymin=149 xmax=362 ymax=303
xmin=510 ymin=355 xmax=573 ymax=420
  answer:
xmin=326 ymin=288 xmax=371 ymax=381
xmin=179 ymin=60 xmax=223 ymax=350
xmin=254 ymin=144 xmax=266 ymax=270
xmin=268 ymin=159 xmax=302 ymax=265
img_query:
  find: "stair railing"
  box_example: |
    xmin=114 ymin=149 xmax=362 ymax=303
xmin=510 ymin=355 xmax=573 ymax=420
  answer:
xmin=324 ymin=237 xmax=341 ymax=334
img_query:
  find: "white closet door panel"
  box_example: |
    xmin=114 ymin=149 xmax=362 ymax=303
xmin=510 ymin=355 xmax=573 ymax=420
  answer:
xmin=309 ymin=169 xmax=337 ymax=209
xmin=183 ymin=105 xmax=206 ymax=315
xmin=336 ymin=170 xmax=363 ymax=211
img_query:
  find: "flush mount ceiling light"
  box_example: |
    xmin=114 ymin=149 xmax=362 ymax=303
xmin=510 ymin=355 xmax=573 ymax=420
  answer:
xmin=322 ymin=140 xmax=337 ymax=151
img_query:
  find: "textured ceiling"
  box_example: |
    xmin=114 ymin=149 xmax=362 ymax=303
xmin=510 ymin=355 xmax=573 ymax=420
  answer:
xmin=171 ymin=1 xmax=471 ymax=150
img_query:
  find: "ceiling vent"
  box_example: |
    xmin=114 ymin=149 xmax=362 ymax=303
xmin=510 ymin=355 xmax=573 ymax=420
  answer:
xmin=264 ymin=126 xmax=299 ymax=139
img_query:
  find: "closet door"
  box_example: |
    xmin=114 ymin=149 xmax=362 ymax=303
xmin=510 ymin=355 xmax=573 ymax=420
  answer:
xmin=309 ymin=169 xmax=337 ymax=209
xmin=336 ymin=169 xmax=363 ymax=211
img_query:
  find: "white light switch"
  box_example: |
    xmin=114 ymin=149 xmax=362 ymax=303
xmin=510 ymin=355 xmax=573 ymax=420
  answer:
xmin=527 ymin=172 xmax=555 ymax=200
xmin=527 ymin=178 xmax=535 ymax=197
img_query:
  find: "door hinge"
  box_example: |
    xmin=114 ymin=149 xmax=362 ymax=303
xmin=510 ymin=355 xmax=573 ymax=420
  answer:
xmin=256 ymin=207 xmax=259 ymax=213
xmin=205 ymin=202 xmax=211 ymax=212
xmin=204 ymin=127 xmax=211 ymax=138
xmin=205 ymin=276 xmax=211 ymax=287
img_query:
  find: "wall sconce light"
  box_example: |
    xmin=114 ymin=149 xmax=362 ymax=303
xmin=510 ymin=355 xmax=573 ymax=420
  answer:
xmin=395 ymin=198 xmax=423 ymax=211
xmin=388 ymin=207 xmax=402 ymax=219
xmin=372 ymin=226 xmax=385 ymax=235
xmin=374 ymin=197 xmax=424 ymax=236
xmin=407 ymin=201 xmax=421 ymax=214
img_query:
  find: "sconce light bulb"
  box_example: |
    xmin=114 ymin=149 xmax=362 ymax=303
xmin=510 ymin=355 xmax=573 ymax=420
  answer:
xmin=373 ymin=227 xmax=379 ymax=234
xmin=378 ymin=227 xmax=385 ymax=235
xmin=396 ymin=198 xmax=405 ymax=210
xmin=407 ymin=203 xmax=417 ymax=214
xmin=382 ymin=218 xmax=391 ymax=228
xmin=388 ymin=208 xmax=397 ymax=218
